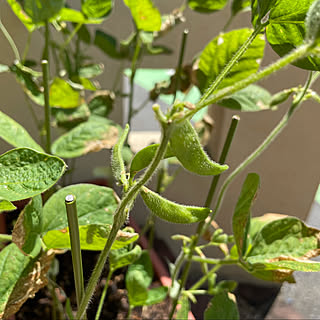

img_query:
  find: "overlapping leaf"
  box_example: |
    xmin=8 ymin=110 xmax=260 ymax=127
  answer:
xmin=188 ymin=0 xmax=228 ymax=13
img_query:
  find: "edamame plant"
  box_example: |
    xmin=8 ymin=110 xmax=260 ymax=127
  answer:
xmin=1 ymin=0 xmax=320 ymax=319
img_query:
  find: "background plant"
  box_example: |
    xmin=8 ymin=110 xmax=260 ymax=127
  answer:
xmin=1 ymin=0 xmax=320 ymax=319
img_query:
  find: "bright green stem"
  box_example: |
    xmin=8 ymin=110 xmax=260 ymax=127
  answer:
xmin=205 ymin=115 xmax=240 ymax=208
xmin=95 ymin=270 xmax=113 ymax=320
xmin=172 ymin=29 xmax=189 ymax=103
xmin=65 ymin=195 xmax=85 ymax=315
xmin=41 ymin=60 xmax=51 ymax=153
xmin=76 ymin=122 xmax=174 ymax=319
xmin=128 ymin=34 xmax=142 ymax=128
xmin=197 ymin=26 xmax=263 ymax=107
xmin=190 ymin=43 xmax=312 ymax=118
xmin=0 ymin=18 xmax=20 ymax=61
xmin=210 ymin=71 xmax=314 ymax=225
xmin=191 ymin=256 xmax=239 ymax=265
xmin=189 ymin=265 xmax=220 ymax=291
xmin=22 ymin=32 xmax=32 ymax=62
xmin=62 ymin=23 xmax=83 ymax=50
xmin=0 ymin=234 xmax=12 ymax=242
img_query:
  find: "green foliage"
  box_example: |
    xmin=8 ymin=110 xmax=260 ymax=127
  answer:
xmin=232 ymin=173 xmax=260 ymax=258
xmin=109 ymin=245 xmax=142 ymax=271
xmin=0 ymin=198 xmax=16 ymax=212
xmin=204 ymin=292 xmax=239 ymax=320
xmin=231 ymin=0 xmax=251 ymax=17
xmin=188 ymin=0 xmax=228 ymax=13
xmin=82 ymin=0 xmax=113 ymax=19
xmin=51 ymin=116 xmax=121 ymax=158
xmin=140 ymin=186 xmax=211 ymax=224
xmin=198 ymin=28 xmax=265 ymax=92
xmin=0 ymin=148 xmax=66 ymax=201
xmin=305 ymin=0 xmax=320 ymax=43
xmin=0 ymin=111 xmax=43 ymax=152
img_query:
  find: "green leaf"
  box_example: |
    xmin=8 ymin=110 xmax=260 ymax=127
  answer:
xmin=188 ymin=0 xmax=228 ymax=13
xmin=6 ymin=0 xmax=35 ymax=31
xmin=50 ymin=78 xmax=82 ymax=109
xmin=109 ymin=245 xmax=142 ymax=271
xmin=265 ymin=0 xmax=320 ymax=70
xmin=126 ymin=250 xmax=153 ymax=307
xmin=82 ymin=0 xmax=113 ymax=19
xmin=144 ymin=286 xmax=168 ymax=306
xmin=246 ymin=217 xmax=320 ymax=263
xmin=43 ymin=224 xmax=138 ymax=251
xmin=51 ymin=116 xmax=121 ymax=158
xmin=0 ymin=198 xmax=16 ymax=212
xmin=42 ymin=183 xmax=118 ymax=233
xmin=306 ymin=0 xmax=320 ymax=44
xmin=0 ymin=245 xmax=55 ymax=319
xmin=0 ymin=243 xmax=31 ymax=318
xmin=129 ymin=143 xmax=175 ymax=176
xmin=79 ymin=64 xmax=104 ymax=78
xmin=12 ymin=195 xmax=43 ymax=258
xmin=124 ymin=0 xmax=161 ymax=32
xmin=251 ymin=0 xmax=278 ymax=27
xmin=261 ymin=259 xmax=320 ymax=272
xmin=0 ymin=111 xmax=43 ymax=152
xmin=0 ymin=148 xmax=66 ymax=201
xmin=24 ymin=0 xmax=65 ymax=24
xmin=176 ymin=296 xmax=190 ymax=320
xmin=140 ymin=186 xmax=211 ymax=224
xmin=10 ymin=63 xmax=44 ymax=106
xmin=87 ymin=90 xmax=114 ymax=117
xmin=57 ymin=8 xmax=103 ymax=24
xmin=218 ymin=85 xmax=272 ymax=112
xmin=204 ymin=292 xmax=239 ymax=320
xmin=233 ymin=173 xmax=260 ymax=258
xmin=94 ymin=30 xmax=126 ymax=59
xmin=52 ymin=104 xmax=90 ymax=129
xmin=231 ymin=0 xmax=251 ymax=17
xmin=198 ymin=28 xmax=265 ymax=92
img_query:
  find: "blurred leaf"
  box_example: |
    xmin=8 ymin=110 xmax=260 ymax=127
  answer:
xmin=43 ymin=224 xmax=138 ymax=250
xmin=218 ymin=85 xmax=272 ymax=112
xmin=57 ymin=8 xmax=103 ymax=24
xmin=0 ymin=198 xmax=16 ymax=213
xmin=124 ymin=0 xmax=161 ymax=32
xmin=231 ymin=0 xmax=251 ymax=16
xmin=176 ymin=296 xmax=190 ymax=320
xmin=0 ymin=65 xmax=9 ymax=73
xmin=0 ymin=111 xmax=43 ymax=152
xmin=88 ymin=90 xmax=114 ymax=117
xmin=0 ymin=148 xmax=66 ymax=202
xmin=7 ymin=0 xmax=35 ymax=31
xmin=82 ymin=0 xmax=113 ymax=19
xmin=24 ymin=0 xmax=65 ymax=24
xmin=204 ymin=292 xmax=239 ymax=320
xmin=144 ymin=286 xmax=167 ymax=306
xmin=50 ymin=78 xmax=82 ymax=108
xmin=94 ymin=30 xmax=126 ymax=59
xmin=78 ymin=64 xmax=104 ymax=78
xmin=52 ymin=116 xmax=120 ymax=158
xmin=198 ymin=28 xmax=265 ymax=92
xmin=42 ymin=183 xmax=118 ymax=232
xmin=188 ymin=0 xmax=228 ymax=13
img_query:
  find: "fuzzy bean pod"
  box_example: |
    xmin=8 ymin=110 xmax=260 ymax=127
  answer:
xmin=169 ymin=120 xmax=228 ymax=175
xmin=140 ymin=186 xmax=211 ymax=224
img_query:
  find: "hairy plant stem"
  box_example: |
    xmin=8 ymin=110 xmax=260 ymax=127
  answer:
xmin=197 ymin=25 xmax=263 ymax=107
xmin=76 ymin=121 xmax=174 ymax=319
xmin=41 ymin=60 xmax=51 ymax=153
xmin=95 ymin=270 xmax=113 ymax=320
xmin=65 ymin=195 xmax=85 ymax=317
xmin=188 ymin=43 xmax=313 ymax=119
xmin=127 ymin=33 xmax=142 ymax=128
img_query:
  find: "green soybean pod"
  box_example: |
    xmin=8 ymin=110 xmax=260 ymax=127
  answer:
xmin=170 ymin=120 xmax=228 ymax=175
xmin=129 ymin=143 xmax=175 ymax=177
xmin=111 ymin=124 xmax=129 ymax=187
xmin=140 ymin=186 xmax=211 ymax=224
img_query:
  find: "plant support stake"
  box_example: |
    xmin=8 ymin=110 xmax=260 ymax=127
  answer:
xmin=65 ymin=195 xmax=85 ymax=315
